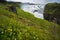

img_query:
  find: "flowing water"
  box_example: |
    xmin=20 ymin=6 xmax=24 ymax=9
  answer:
xmin=21 ymin=3 xmax=45 ymax=19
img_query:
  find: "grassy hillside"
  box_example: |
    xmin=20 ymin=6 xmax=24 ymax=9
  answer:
xmin=0 ymin=3 xmax=60 ymax=40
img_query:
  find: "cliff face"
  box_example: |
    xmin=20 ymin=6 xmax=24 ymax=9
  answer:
xmin=44 ymin=3 xmax=60 ymax=24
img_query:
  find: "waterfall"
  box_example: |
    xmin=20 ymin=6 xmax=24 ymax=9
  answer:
xmin=21 ymin=3 xmax=45 ymax=19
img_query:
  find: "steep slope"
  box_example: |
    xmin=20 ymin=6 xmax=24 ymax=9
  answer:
xmin=44 ymin=3 xmax=60 ymax=24
xmin=0 ymin=3 xmax=60 ymax=40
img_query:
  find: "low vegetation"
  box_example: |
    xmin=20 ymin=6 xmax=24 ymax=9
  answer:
xmin=0 ymin=2 xmax=60 ymax=40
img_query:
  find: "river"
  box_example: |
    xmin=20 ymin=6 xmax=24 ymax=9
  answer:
xmin=20 ymin=3 xmax=45 ymax=19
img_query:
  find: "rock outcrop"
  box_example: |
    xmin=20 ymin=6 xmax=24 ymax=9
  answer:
xmin=44 ymin=3 xmax=60 ymax=24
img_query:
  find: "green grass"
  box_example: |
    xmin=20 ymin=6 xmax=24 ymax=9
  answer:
xmin=0 ymin=3 xmax=60 ymax=40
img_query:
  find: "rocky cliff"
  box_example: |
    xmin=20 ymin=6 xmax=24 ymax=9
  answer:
xmin=44 ymin=3 xmax=60 ymax=24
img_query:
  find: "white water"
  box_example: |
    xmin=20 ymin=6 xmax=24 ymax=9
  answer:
xmin=21 ymin=3 xmax=45 ymax=19
xmin=34 ymin=12 xmax=44 ymax=19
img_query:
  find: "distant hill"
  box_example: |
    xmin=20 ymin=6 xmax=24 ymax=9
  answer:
xmin=44 ymin=3 xmax=60 ymax=24
xmin=0 ymin=2 xmax=60 ymax=40
xmin=0 ymin=0 xmax=6 ymax=3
